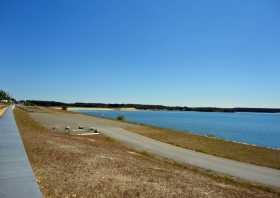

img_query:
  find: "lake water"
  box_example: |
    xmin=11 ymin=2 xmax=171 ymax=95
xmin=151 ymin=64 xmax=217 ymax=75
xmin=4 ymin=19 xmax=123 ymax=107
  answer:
xmin=75 ymin=109 xmax=280 ymax=148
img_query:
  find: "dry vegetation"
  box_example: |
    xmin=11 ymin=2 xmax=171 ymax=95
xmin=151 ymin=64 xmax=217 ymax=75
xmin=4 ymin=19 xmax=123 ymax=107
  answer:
xmin=14 ymin=108 xmax=279 ymax=198
xmin=124 ymin=124 xmax=280 ymax=169
xmin=0 ymin=104 xmax=7 ymax=116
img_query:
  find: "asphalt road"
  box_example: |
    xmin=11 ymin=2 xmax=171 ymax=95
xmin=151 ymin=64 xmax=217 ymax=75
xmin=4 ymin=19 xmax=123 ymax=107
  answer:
xmin=95 ymin=125 xmax=280 ymax=188
xmin=0 ymin=106 xmax=41 ymax=198
xmin=31 ymin=111 xmax=280 ymax=189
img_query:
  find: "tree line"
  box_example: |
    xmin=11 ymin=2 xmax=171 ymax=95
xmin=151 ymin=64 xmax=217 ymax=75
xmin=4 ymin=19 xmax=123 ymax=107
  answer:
xmin=22 ymin=100 xmax=280 ymax=113
xmin=0 ymin=89 xmax=12 ymax=101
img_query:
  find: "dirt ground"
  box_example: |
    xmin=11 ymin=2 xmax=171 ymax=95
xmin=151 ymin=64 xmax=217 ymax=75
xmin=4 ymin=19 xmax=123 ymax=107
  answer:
xmin=14 ymin=107 xmax=280 ymax=197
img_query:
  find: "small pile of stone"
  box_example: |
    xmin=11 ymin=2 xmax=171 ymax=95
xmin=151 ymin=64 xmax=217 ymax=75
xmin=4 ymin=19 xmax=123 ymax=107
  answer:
xmin=63 ymin=125 xmax=100 ymax=135
xmin=65 ymin=126 xmax=71 ymax=133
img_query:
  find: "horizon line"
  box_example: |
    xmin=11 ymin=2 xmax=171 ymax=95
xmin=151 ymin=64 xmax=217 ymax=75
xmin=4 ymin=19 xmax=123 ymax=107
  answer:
xmin=21 ymin=99 xmax=280 ymax=110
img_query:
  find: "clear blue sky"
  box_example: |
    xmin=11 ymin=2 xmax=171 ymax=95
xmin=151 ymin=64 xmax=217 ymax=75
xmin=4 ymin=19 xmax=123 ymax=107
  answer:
xmin=1 ymin=0 xmax=280 ymax=108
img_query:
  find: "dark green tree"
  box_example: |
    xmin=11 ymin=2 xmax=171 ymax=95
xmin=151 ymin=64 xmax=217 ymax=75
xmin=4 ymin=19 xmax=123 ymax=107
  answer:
xmin=0 ymin=90 xmax=11 ymax=101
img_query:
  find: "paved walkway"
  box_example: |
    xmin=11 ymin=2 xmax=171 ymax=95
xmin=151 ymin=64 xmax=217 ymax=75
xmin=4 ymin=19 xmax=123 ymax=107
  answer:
xmin=0 ymin=106 xmax=41 ymax=198
xmin=100 ymin=126 xmax=280 ymax=188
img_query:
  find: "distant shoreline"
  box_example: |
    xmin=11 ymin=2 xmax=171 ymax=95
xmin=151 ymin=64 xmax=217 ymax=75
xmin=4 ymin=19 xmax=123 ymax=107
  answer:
xmin=24 ymin=100 xmax=280 ymax=113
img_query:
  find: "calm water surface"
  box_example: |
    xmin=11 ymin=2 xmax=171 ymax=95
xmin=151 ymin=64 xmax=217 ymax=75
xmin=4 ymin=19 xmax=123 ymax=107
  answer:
xmin=75 ymin=109 xmax=280 ymax=148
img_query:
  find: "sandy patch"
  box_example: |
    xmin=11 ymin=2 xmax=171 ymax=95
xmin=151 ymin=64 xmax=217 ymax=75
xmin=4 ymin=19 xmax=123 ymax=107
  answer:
xmin=68 ymin=107 xmax=138 ymax=111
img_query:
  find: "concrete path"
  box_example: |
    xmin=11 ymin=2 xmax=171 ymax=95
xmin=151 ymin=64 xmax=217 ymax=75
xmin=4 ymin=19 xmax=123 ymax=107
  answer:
xmin=0 ymin=106 xmax=41 ymax=198
xmin=31 ymin=111 xmax=280 ymax=189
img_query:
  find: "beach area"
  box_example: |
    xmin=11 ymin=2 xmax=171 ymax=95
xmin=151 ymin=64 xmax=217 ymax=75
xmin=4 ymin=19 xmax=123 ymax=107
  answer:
xmin=61 ymin=107 xmax=138 ymax=111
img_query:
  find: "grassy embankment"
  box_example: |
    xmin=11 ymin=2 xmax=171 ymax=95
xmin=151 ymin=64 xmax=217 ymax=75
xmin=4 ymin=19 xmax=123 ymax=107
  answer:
xmin=0 ymin=104 xmax=7 ymax=117
xmin=14 ymin=107 xmax=279 ymax=197
xmin=123 ymin=123 xmax=280 ymax=169
xmin=0 ymin=104 xmax=6 ymax=110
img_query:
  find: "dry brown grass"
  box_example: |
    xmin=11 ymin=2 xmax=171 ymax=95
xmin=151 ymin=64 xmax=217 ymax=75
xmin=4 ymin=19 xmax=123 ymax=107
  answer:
xmin=14 ymin=108 xmax=279 ymax=198
xmin=0 ymin=104 xmax=7 ymax=116
xmin=124 ymin=124 xmax=280 ymax=169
